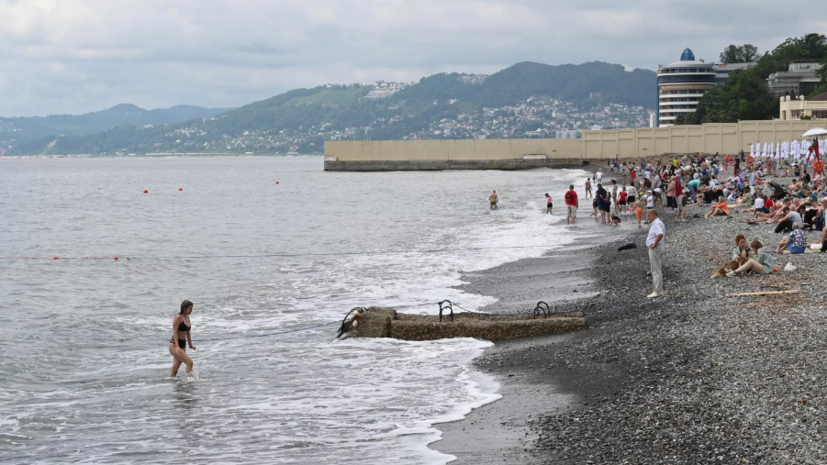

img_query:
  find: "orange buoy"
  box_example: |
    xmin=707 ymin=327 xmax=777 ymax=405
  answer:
xmin=54 ymin=257 xmax=58 ymax=260
xmin=276 ymin=181 xmax=280 ymax=185
xmin=179 ymin=188 xmax=183 ymax=191
xmin=24 ymin=257 xmax=28 ymax=259
xmin=143 ymin=190 xmax=148 ymax=194
xmin=84 ymin=257 xmax=88 ymax=259
xmin=114 ymin=256 xmax=119 ymax=261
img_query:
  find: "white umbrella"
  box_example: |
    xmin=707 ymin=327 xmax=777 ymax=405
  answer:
xmin=802 ymin=128 xmax=827 ymax=138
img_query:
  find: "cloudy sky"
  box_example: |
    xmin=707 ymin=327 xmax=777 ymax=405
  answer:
xmin=1 ymin=0 xmax=824 ymax=116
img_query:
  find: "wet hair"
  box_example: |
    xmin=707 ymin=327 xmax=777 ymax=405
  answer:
xmin=735 ymin=234 xmax=746 ymax=245
xmin=180 ymin=300 xmax=193 ymax=314
xmin=750 ymin=240 xmax=763 ymax=250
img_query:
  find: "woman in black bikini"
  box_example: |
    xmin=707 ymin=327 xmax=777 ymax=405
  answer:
xmin=169 ymin=300 xmax=196 ymax=377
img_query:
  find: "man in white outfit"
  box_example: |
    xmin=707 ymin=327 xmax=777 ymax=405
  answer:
xmin=646 ymin=209 xmax=666 ymax=298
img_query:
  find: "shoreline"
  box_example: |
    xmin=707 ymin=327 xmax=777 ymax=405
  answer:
xmin=432 ymin=203 xmax=631 ymax=463
xmin=436 ymin=166 xmax=827 ymax=463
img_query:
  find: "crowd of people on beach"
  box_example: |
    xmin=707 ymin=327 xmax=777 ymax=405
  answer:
xmin=606 ymin=151 xmax=826 ymax=294
xmin=486 ymin=149 xmax=826 ymax=298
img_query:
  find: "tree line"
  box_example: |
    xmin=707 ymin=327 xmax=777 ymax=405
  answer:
xmin=675 ymin=34 xmax=827 ymax=125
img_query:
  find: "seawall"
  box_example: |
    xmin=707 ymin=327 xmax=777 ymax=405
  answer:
xmin=324 ymin=158 xmax=586 ymax=171
xmin=324 ymin=120 xmax=826 ymax=171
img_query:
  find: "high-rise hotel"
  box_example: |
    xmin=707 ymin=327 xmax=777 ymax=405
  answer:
xmin=657 ymin=48 xmax=756 ymax=127
xmin=656 ymin=48 xmax=716 ymax=127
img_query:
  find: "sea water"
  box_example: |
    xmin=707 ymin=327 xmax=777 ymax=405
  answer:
xmin=0 ymin=156 xmax=593 ymax=464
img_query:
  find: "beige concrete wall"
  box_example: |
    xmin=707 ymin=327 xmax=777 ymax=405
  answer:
xmin=326 ymin=120 xmax=827 ymax=162
xmin=325 ymin=138 xmax=583 ymax=161
xmin=582 ymin=120 xmax=824 ymax=159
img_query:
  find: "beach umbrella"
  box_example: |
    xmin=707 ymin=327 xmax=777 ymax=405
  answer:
xmin=802 ymin=128 xmax=827 ymax=138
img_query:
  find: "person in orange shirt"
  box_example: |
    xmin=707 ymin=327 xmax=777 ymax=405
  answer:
xmin=705 ymin=200 xmax=729 ymax=218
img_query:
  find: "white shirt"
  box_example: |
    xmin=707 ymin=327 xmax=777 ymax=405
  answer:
xmin=595 ymin=172 xmax=603 ymax=181
xmin=710 ymin=179 xmax=718 ymax=189
xmin=627 ymin=186 xmax=637 ymax=198
xmin=647 ymin=218 xmax=666 ymax=247
xmin=754 ymin=197 xmax=764 ymax=210
xmin=646 ymin=195 xmax=654 ymax=208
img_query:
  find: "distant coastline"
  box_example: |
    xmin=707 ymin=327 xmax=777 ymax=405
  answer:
xmin=0 ymin=152 xmax=324 ymax=159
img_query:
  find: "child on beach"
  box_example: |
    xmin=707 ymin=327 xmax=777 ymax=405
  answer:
xmin=610 ymin=214 xmax=621 ymax=227
xmin=618 ymin=188 xmax=628 ymax=215
xmin=545 ymin=193 xmax=553 ymax=214
xmin=635 ymin=205 xmax=643 ymax=228
xmin=590 ymin=198 xmax=598 ymax=218
xmin=676 ymin=194 xmax=688 ymax=222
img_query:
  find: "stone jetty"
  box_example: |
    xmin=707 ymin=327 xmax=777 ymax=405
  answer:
xmin=338 ymin=307 xmax=588 ymax=342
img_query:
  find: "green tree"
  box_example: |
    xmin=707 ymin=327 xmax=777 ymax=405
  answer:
xmin=740 ymin=44 xmax=759 ymax=62
xmin=678 ymin=34 xmax=827 ymax=125
xmin=719 ymin=45 xmax=741 ymax=64
xmin=719 ymin=44 xmax=759 ymax=63
xmin=819 ymin=56 xmax=827 ymax=83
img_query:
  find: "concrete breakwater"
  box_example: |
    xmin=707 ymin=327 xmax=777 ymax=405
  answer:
xmin=338 ymin=307 xmax=588 ymax=342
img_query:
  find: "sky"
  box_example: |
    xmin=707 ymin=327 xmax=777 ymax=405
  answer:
xmin=0 ymin=0 xmax=825 ymax=117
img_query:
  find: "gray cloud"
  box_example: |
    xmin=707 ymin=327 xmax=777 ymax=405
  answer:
xmin=0 ymin=0 xmax=823 ymax=116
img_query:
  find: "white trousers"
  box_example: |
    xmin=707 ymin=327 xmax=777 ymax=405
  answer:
xmin=648 ymin=245 xmax=664 ymax=294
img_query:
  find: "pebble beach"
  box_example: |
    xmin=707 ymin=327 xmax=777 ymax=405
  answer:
xmin=437 ymin=164 xmax=827 ymax=464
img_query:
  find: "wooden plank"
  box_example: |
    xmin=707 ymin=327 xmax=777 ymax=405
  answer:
xmin=728 ymin=290 xmax=800 ymax=297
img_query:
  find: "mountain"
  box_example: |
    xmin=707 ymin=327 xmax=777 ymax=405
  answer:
xmin=11 ymin=61 xmax=657 ymax=155
xmin=0 ymin=104 xmax=231 ymax=149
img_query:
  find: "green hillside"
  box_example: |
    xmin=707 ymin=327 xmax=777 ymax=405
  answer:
xmin=12 ymin=61 xmax=657 ymax=155
xmin=1 ymin=104 xmax=230 ymax=151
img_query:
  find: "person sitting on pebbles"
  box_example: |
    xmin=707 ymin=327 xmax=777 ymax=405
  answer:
xmin=735 ymin=189 xmax=753 ymax=207
xmin=712 ymin=234 xmax=750 ymax=278
xmin=775 ymin=222 xmax=807 ymax=254
xmin=726 ymin=240 xmax=776 ymax=277
xmin=704 ymin=199 xmax=729 ymax=218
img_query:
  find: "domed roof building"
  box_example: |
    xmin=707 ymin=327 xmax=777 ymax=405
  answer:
xmin=657 ymin=48 xmax=716 ymax=127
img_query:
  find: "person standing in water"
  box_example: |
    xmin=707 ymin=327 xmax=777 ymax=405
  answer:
xmin=169 ymin=299 xmax=196 ymax=377
xmin=564 ymin=184 xmax=579 ymax=225
xmin=585 ymin=178 xmax=592 ymax=198
xmin=489 ymin=190 xmax=499 ymax=210
xmin=545 ymin=193 xmax=553 ymax=214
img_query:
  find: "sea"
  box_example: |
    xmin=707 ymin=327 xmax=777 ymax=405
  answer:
xmin=0 ymin=156 xmax=595 ymax=464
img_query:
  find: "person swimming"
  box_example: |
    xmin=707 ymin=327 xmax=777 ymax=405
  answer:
xmin=169 ymin=299 xmax=196 ymax=377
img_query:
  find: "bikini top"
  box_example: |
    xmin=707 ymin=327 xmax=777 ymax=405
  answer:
xmin=177 ymin=318 xmax=191 ymax=332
